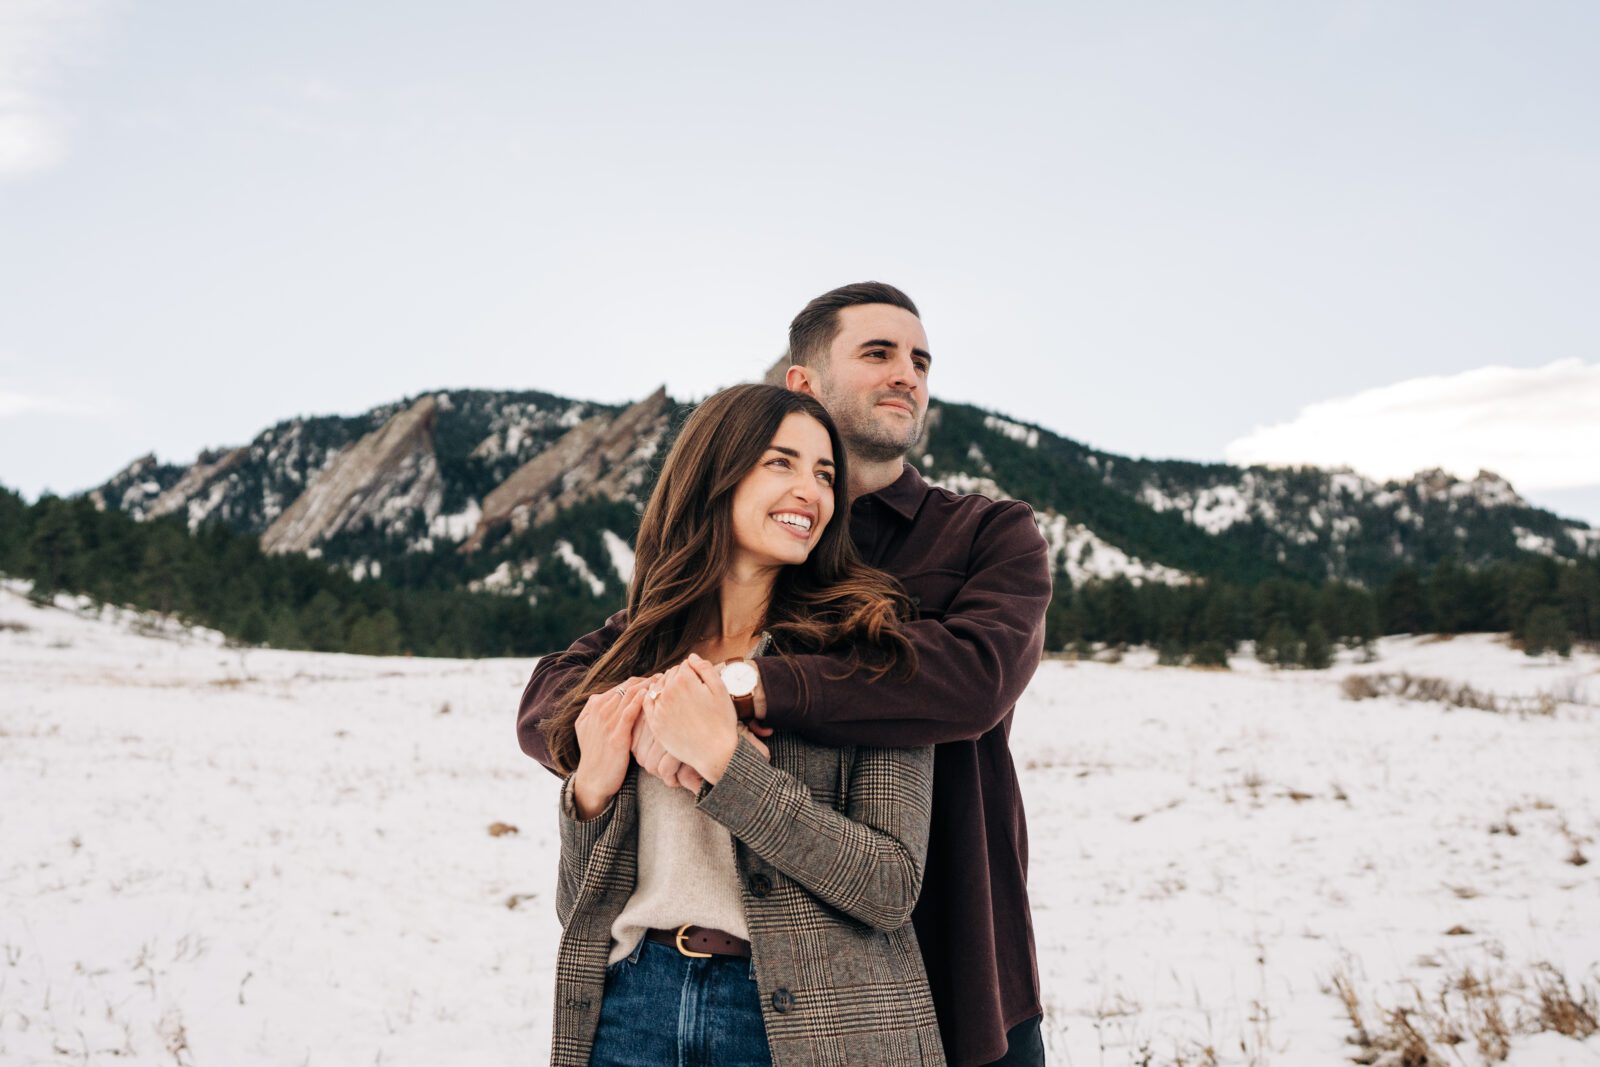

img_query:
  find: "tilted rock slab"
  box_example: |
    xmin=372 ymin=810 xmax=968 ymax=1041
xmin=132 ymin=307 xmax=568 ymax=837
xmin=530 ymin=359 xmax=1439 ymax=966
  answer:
xmin=145 ymin=447 xmax=251 ymax=526
xmin=461 ymin=386 xmax=671 ymax=553
xmin=260 ymin=396 xmax=442 ymax=555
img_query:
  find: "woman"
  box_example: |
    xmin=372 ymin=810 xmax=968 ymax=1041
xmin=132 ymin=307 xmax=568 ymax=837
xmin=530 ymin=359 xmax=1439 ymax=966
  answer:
xmin=540 ymin=383 xmax=943 ymax=1066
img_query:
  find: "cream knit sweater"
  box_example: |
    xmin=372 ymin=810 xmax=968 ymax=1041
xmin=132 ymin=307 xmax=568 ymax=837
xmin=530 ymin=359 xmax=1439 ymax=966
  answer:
xmin=607 ymin=768 xmax=748 ymax=963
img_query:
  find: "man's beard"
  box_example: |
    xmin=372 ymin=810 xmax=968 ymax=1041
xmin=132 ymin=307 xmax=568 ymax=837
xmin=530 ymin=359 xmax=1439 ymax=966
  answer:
xmin=822 ymin=389 xmax=925 ymax=464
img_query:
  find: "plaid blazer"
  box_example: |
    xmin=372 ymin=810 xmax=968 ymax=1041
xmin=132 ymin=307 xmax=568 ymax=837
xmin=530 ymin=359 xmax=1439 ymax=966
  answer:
xmin=551 ymin=730 xmax=944 ymax=1066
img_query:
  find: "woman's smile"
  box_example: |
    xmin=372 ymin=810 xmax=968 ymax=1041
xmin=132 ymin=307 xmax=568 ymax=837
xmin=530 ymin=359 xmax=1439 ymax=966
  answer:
xmin=770 ymin=509 xmax=815 ymax=539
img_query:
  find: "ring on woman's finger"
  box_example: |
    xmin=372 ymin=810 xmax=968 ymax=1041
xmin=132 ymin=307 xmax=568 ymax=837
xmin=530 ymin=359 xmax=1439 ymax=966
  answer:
xmin=646 ymin=687 xmax=662 ymax=700
xmin=612 ymin=685 xmax=627 ymax=695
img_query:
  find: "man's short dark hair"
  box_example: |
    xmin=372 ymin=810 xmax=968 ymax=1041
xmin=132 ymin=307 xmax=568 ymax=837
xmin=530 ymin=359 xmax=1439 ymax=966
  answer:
xmin=788 ymin=282 xmax=920 ymax=368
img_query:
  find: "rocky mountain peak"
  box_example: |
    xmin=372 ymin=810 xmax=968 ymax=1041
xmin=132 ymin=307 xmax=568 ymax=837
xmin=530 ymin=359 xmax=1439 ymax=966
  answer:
xmin=260 ymin=395 xmax=442 ymax=555
xmin=461 ymin=386 xmax=672 ymax=553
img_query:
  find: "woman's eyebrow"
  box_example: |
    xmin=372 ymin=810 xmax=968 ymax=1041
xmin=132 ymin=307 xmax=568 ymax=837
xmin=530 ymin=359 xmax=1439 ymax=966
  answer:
xmin=768 ymin=445 xmax=834 ymax=467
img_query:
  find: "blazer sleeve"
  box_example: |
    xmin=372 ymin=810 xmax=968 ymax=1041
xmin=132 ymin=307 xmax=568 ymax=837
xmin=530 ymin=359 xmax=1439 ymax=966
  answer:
xmin=755 ymin=501 xmax=1051 ymax=747
xmin=695 ymin=736 xmax=934 ymax=931
xmin=554 ymin=776 xmax=618 ymax=928
xmin=517 ymin=609 xmax=628 ymax=775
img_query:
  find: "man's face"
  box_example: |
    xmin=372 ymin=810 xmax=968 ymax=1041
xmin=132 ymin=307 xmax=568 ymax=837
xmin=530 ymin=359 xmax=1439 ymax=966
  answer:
xmin=800 ymin=304 xmax=931 ymax=463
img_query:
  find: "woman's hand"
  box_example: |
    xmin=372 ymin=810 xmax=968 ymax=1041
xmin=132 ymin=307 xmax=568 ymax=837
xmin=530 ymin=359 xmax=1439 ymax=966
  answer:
xmin=570 ymin=678 xmax=648 ymax=820
xmin=642 ymin=654 xmax=741 ymax=784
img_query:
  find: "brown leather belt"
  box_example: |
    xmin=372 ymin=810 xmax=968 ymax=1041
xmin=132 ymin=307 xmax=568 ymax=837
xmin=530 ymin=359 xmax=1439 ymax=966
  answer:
xmin=647 ymin=924 xmax=751 ymax=959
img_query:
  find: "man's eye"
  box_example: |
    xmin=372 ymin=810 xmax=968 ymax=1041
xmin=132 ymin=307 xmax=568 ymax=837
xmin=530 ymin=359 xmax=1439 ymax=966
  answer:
xmin=913 ymin=360 xmax=930 ymax=374
xmin=865 ymin=351 xmax=886 ymax=360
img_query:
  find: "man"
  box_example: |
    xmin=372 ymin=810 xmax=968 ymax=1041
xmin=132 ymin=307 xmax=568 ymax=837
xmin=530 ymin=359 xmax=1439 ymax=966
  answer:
xmin=518 ymin=282 xmax=1052 ymax=1065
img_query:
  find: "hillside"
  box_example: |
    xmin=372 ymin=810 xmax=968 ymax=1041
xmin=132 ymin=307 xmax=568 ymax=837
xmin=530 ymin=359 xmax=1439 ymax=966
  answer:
xmin=85 ymin=375 xmax=1599 ymax=623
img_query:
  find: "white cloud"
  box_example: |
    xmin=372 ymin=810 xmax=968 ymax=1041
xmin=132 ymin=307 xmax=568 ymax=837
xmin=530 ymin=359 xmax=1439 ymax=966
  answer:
xmin=1225 ymin=359 xmax=1600 ymax=491
xmin=0 ymin=0 xmax=107 ymax=177
xmin=0 ymin=388 xmax=103 ymax=418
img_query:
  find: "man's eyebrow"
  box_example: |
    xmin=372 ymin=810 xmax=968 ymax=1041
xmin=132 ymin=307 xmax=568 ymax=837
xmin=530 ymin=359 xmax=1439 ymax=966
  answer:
xmin=857 ymin=339 xmax=933 ymax=364
xmin=768 ymin=445 xmax=835 ymax=467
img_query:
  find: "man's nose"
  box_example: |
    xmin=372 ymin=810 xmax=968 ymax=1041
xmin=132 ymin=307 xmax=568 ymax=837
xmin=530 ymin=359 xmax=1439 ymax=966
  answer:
xmin=887 ymin=353 xmax=919 ymax=391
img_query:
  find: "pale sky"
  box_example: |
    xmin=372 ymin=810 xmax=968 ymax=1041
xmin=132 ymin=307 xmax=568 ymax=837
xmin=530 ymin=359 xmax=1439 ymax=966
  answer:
xmin=2 ymin=1 xmax=1597 ymax=523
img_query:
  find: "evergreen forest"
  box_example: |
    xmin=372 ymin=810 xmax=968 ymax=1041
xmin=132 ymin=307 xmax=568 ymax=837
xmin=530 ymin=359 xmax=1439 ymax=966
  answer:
xmin=3 ymin=483 xmax=1593 ymax=666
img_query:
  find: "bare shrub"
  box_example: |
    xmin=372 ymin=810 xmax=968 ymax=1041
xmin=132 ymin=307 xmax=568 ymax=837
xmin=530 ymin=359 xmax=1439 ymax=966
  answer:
xmin=1342 ymin=674 xmax=1382 ymax=701
xmin=1331 ymin=959 xmax=1600 ymax=1064
xmin=1532 ymin=964 xmax=1600 ymax=1038
xmin=1339 ymin=672 xmax=1558 ymax=717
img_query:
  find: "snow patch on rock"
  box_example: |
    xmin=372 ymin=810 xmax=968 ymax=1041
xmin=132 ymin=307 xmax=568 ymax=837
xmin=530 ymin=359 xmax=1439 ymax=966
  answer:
xmin=554 ymin=541 xmax=606 ymax=597
xmin=601 ymin=530 xmax=635 ymax=585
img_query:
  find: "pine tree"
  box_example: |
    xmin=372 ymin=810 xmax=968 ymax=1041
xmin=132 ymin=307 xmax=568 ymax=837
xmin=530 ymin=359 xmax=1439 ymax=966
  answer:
xmin=1523 ymin=605 xmax=1573 ymax=658
xmin=238 ymin=609 xmax=269 ymax=646
xmin=1303 ymin=622 xmax=1333 ymax=670
xmin=138 ymin=525 xmax=189 ymax=617
xmin=1426 ymin=558 xmax=1473 ymax=632
xmin=1258 ymin=622 xmax=1302 ymax=668
xmin=265 ymin=605 xmax=305 ymax=649
xmin=1381 ymin=569 xmax=1429 ymax=634
xmin=26 ymin=497 xmax=83 ymax=598
xmin=299 ymin=591 xmax=345 ymax=652
xmin=349 ymin=609 xmax=402 ymax=656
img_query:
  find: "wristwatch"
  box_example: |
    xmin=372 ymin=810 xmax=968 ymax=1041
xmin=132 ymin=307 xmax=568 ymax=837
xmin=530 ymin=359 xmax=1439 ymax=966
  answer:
xmin=719 ymin=658 xmax=759 ymax=719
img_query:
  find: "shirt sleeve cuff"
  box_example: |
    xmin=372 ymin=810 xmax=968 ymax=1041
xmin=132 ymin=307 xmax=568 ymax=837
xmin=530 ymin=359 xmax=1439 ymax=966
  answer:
xmin=559 ymin=777 xmax=615 ymax=851
xmin=754 ymin=655 xmax=807 ymax=731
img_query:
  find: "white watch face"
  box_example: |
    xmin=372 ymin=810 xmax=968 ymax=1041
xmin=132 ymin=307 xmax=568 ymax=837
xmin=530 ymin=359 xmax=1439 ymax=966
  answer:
xmin=720 ymin=660 xmax=759 ymax=698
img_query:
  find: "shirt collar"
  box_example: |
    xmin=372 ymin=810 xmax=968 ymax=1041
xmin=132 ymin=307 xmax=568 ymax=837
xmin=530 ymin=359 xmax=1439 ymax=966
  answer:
xmin=855 ymin=461 xmax=925 ymax=522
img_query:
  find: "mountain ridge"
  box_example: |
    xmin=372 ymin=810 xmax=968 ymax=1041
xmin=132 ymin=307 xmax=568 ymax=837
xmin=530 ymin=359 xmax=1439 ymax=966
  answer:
xmin=85 ymin=376 xmax=1598 ymax=616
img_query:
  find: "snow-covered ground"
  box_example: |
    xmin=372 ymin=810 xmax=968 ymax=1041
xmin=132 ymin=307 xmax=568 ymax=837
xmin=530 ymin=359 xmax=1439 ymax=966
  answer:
xmin=2 ymin=585 xmax=1597 ymax=1065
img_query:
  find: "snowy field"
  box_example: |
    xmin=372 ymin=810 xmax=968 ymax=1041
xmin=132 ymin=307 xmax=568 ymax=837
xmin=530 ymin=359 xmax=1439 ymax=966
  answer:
xmin=2 ymin=584 xmax=1598 ymax=1066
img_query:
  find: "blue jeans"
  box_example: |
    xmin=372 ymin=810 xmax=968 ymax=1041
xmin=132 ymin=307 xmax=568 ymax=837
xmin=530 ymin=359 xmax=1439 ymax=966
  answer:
xmin=590 ymin=938 xmax=773 ymax=1067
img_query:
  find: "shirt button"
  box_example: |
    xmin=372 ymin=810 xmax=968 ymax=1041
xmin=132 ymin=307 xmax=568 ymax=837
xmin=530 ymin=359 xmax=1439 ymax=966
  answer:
xmin=771 ymin=988 xmax=795 ymax=1013
xmin=749 ymin=873 xmax=772 ymax=897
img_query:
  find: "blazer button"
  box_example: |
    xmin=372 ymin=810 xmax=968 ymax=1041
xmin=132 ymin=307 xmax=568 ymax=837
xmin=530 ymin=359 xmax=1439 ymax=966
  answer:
xmin=749 ymin=873 xmax=772 ymax=897
xmin=771 ymin=988 xmax=795 ymax=1013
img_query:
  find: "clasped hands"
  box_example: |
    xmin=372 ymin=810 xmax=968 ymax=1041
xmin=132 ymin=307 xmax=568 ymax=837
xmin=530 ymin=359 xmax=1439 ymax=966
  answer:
xmin=570 ymin=654 xmax=771 ymax=819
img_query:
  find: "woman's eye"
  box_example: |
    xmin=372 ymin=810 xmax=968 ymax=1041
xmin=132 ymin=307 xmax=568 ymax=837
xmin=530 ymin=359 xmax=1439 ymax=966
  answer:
xmin=817 ymin=472 xmax=834 ymax=487
xmin=767 ymin=457 xmax=791 ymax=470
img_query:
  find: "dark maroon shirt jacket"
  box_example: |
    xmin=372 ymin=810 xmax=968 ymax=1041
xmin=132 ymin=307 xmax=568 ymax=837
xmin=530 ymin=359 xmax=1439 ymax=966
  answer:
xmin=517 ymin=462 xmax=1053 ymax=1066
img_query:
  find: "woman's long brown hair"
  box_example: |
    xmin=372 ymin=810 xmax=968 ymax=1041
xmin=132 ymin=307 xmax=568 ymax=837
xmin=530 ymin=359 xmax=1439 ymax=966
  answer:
xmin=539 ymin=383 xmax=916 ymax=774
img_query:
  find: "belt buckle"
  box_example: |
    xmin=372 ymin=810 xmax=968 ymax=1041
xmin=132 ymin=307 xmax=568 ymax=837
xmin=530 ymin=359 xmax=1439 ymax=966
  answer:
xmin=674 ymin=923 xmax=713 ymax=959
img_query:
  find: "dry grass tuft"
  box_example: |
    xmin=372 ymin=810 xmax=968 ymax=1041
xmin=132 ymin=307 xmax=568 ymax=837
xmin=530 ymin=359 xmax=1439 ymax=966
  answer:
xmin=1340 ymin=672 xmax=1558 ymax=716
xmin=1329 ymin=958 xmax=1600 ymax=1064
xmin=1533 ymin=964 xmax=1600 ymax=1038
xmin=487 ymin=821 xmax=519 ymax=837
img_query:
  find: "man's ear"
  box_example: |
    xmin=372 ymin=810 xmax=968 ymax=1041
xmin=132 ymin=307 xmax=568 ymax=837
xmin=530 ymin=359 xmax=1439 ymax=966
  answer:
xmin=785 ymin=363 xmax=819 ymax=397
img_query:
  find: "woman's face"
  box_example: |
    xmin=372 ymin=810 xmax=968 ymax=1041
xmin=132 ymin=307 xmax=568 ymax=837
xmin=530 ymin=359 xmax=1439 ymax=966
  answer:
xmin=729 ymin=412 xmax=837 ymax=570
